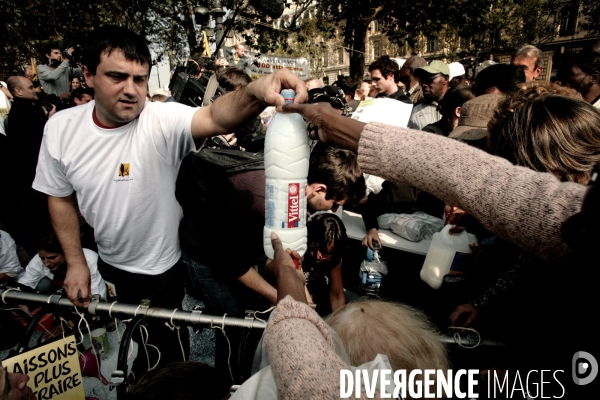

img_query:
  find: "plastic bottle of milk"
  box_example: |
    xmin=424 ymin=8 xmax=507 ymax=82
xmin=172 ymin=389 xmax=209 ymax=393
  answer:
xmin=263 ymin=89 xmax=310 ymax=259
xmin=420 ymin=225 xmax=478 ymax=289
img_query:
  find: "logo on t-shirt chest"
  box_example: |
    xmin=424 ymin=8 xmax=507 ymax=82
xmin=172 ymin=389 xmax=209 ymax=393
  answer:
xmin=114 ymin=163 xmax=133 ymax=182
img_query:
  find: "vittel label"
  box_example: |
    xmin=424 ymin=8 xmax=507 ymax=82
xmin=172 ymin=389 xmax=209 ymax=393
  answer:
xmin=287 ymin=183 xmax=300 ymax=228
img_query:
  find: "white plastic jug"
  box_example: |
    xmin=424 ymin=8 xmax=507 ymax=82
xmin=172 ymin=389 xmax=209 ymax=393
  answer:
xmin=420 ymin=224 xmax=478 ymax=289
xmin=262 ymin=89 xmax=310 ymax=259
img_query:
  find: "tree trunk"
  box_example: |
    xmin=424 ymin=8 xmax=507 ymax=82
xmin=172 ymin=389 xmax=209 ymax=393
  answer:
xmin=182 ymin=0 xmax=201 ymax=56
xmin=345 ymin=16 xmax=371 ymax=81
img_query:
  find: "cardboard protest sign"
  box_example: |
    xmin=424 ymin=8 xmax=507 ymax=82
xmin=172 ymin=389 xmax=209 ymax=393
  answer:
xmin=2 ymin=335 xmax=85 ymax=400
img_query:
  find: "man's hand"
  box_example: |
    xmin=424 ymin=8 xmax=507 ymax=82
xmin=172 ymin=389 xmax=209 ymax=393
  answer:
xmin=42 ymin=104 xmax=57 ymax=119
xmin=63 ymin=263 xmax=92 ymax=307
xmin=63 ymin=47 xmax=74 ymax=60
xmin=449 ymin=303 xmax=479 ymax=328
xmin=215 ymin=58 xmax=229 ymax=67
xmin=362 ymin=228 xmax=382 ymax=250
xmin=248 ymin=69 xmax=308 ymax=108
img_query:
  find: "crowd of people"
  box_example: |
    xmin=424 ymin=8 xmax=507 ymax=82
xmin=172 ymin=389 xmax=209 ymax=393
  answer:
xmin=1 ymin=24 xmax=599 ymax=399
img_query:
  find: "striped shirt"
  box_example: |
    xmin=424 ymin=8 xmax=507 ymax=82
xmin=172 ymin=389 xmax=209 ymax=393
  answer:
xmin=408 ymin=99 xmax=441 ymax=130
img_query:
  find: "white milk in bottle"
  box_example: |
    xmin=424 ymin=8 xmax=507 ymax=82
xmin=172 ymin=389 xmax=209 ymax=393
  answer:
xmin=263 ymin=89 xmax=310 ymax=258
xmin=420 ymin=224 xmax=478 ymax=289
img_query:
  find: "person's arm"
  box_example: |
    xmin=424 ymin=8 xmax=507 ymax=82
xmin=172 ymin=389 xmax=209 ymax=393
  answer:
xmin=0 ymin=273 xmax=10 ymax=283
xmin=328 ymin=261 xmax=346 ymax=313
xmin=189 ymin=69 xmax=307 ymax=142
xmin=47 ymin=195 xmax=91 ymax=307
xmin=282 ymin=103 xmax=585 ymax=264
xmin=37 ymin=62 xmax=71 ymax=82
xmin=237 ymin=267 xmax=278 ymax=305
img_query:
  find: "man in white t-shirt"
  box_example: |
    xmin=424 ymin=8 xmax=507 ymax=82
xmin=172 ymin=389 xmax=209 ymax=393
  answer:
xmin=32 ymin=25 xmax=307 ymax=377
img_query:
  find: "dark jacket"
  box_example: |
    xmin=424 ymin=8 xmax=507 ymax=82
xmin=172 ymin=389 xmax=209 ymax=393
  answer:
xmin=377 ymin=88 xmax=412 ymax=105
xmin=4 ymin=97 xmax=48 ymax=204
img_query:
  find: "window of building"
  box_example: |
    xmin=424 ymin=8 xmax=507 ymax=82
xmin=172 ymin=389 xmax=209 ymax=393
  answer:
xmin=559 ymin=2 xmax=579 ymax=37
xmin=373 ymin=40 xmax=382 ymax=60
xmin=427 ymin=37 xmax=438 ymax=53
xmin=459 ymin=36 xmax=469 ymax=50
xmin=373 ymin=20 xmax=380 ymax=32
xmin=338 ymin=47 xmax=344 ymax=65
xmin=323 ymin=76 xmax=329 ymax=85
xmin=323 ymin=49 xmax=329 ymax=67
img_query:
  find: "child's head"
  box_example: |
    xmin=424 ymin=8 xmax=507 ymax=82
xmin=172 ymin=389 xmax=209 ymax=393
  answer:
xmin=306 ymin=213 xmax=347 ymax=267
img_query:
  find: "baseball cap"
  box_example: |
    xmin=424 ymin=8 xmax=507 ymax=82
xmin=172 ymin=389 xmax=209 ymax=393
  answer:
xmin=449 ymin=94 xmax=504 ymax=141
xmin=416 ymin=60 xmax=450 ymax=77
xmin=448 ymin=62 xmax=466 ymax=80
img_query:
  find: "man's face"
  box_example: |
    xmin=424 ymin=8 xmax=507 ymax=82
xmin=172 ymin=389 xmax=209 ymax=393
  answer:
xmin=306 ymin=183 xmax=346 ymax=213
xmin=359 ymin=82 xmax=370 ymax=98
xmin=46 ymin=49 xmax=62 ymax=63
xmin=83 ymin=50 xmax=149 ymax=127
xmin=398 ymin=65 xmax=412 ymax=86
xmin=562 ymin=63 xmax=592 ymax=96
xmin=16 ymin=78 xmax=38 ymax=100
xmin=370 ymin=69 xmax=396 ymax=96
xmin=74 ymin=94 xmax=93 ymax=106
xmin=235 ymin=45 xmax=246 ymax=58
xmin=421 ymin=73 xmax=448 ymax=100
xmin=511 ymin=55 xmax=542 ymax=81
xmin=0 ymin=366 xmax=35 ymax=400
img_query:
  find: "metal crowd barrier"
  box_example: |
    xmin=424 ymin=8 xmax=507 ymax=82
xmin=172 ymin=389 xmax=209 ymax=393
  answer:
xmin=0 ymin=287 xmax=505 ymax=347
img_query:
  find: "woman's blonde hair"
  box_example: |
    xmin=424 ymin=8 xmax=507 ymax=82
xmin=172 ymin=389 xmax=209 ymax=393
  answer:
xmin=326 ymin=299 xmax=449 ymax=398
xmin=489 ymin=82 xmax=600 ymax=184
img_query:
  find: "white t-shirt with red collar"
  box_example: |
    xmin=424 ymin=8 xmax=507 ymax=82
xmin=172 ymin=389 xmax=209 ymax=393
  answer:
xmin=33 ymin=101 xmax=197 ymax=275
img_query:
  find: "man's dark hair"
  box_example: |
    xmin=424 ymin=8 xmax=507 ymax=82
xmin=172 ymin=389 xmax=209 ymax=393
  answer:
xmin=307 ymin=213 xmax=347 ymax=266
xmin=333 ymin=76 xmax=359 ymax=96
xmin=44 ymin=43 xmax=61 ymax=58
xmin=70 ymin=87 xmax=95 ymax=102
xmin=127 ymin=362 xmax=230 ymax=400
xmin=368 ymin=55 xmax=399 ymax=78
xmin=81 ymin=25 xmax=152 ymax=75
xmin=438 ymin=85 xmax=475 ymax=118
xmin=308 ymin=145 xmax=367 ymax=207
xmin=575 ymin=50 xmax=600 ymax=76
xmin=217 ymin=66 xmax=252 ymax=92
xmin=472 ymin=64 xmax=526 ymax=96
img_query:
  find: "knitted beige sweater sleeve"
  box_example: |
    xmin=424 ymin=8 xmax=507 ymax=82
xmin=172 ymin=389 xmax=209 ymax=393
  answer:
xmin=265 ymin=296 xmax=349 ymax=399
xmin=357 ymin=122 xmax=586 ymax=264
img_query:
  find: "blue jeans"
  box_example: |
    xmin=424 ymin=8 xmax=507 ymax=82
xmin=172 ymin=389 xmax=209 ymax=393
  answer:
xmin=182 ymin=251 xmax=267 ymax=384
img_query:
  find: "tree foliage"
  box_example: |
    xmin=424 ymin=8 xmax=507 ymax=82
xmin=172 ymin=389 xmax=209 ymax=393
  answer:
xmin=0 ymin=0 xmax=203 ymax=78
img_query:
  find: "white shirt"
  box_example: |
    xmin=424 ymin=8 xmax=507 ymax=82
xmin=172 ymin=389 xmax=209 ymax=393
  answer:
xmin=0 ymin=230 xmax=24 ymax=280
xmin=18 ymin=248 xmax=107 ymax=298
xmin=33 ymin=100 xmax=197 ymax=274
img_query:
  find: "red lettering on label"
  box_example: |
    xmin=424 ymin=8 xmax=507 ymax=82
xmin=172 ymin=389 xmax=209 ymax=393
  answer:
xmin=288 ymin=183 xmax=300 ymax=227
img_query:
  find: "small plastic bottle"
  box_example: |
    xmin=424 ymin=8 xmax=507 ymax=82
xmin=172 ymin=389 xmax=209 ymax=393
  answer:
xmin=263 ymin=89 xmax=310 ymax=259
xmin=358 ymin=243 xmax=388 ymax=297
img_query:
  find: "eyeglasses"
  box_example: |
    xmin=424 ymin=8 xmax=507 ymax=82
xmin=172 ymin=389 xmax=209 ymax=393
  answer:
xmin=421 ymin=74 xmax=443 ymax=85
xmin=39 ymin=255 xmax=59 ymax=261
